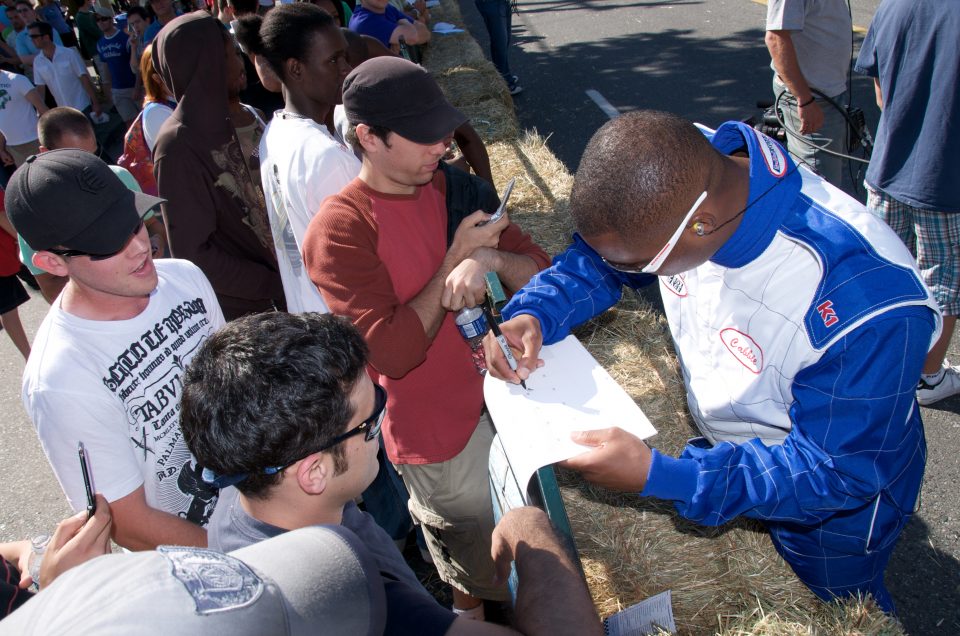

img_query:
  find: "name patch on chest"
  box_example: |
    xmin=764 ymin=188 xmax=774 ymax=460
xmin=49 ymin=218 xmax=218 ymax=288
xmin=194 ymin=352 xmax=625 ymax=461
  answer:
xmin=817 ymin=300 xmax=839 ymax=327
xmin=752 ymin=128 xmax=787 ymax=178
xmin=662 ymin=274 xmax=687 ymax=297
xmin=720 ymin=328 xmax=763 ymax=374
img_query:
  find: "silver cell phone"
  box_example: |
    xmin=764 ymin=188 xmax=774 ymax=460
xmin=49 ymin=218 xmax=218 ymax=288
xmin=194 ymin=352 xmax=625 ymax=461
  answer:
xmin=481 ymin=178 xmax=515 ymax=226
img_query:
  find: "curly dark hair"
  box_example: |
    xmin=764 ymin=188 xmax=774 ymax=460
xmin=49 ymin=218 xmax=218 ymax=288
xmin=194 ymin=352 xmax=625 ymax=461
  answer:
xmin=180 ymin=312 xmax=369 ymax=498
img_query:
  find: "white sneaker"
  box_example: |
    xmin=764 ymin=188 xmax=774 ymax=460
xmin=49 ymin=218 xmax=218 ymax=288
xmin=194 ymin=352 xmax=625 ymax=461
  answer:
xmin=916 ymin=361 xmax=960 ymax=406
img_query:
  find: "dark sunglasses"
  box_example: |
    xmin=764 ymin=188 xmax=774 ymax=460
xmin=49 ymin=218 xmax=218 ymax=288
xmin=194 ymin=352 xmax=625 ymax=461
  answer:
xmin=202 ymin=383 xmax=387 ymax=489
xmin=28 ymin=32 xmax=45 ymax=39
xmin=316 ymin=382 xmax=387 ymax=450
xmin=47 ymin=219 xmax=144 ymax=261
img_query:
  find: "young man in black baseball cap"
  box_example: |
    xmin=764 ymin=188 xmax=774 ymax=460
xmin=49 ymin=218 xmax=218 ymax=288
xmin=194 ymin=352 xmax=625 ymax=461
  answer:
xmin=302 ymin=57 xmax=549 ymax=619
xmin=7 ymin=149 xmax=225 ymax=552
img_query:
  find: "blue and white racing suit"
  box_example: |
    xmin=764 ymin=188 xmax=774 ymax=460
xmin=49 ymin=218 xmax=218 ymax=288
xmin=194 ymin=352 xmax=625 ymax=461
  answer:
xmin=502 ymin=121 xmax=941 ymax=612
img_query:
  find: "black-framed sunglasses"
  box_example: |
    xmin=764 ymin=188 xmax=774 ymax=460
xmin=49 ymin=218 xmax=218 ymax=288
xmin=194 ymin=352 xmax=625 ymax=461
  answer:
xmin=202 ymin=383 xmax=388 ymax=490
xmin=315 ymin=382 xmax=387 ymax=452
xmin=46 ymin=219 xmax=144 ymax=261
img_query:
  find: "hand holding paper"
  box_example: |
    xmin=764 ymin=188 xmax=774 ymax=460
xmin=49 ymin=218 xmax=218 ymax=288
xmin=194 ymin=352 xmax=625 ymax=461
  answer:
xmin=484 ymin=335 xmax=656 ymax=495
xmin=560 ymin=427 xmax=653 ymax=492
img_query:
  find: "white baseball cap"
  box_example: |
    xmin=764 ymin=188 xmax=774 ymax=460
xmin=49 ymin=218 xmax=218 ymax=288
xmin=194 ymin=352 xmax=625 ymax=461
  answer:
xmin=4 ymin=525 xmax=387 ymax=635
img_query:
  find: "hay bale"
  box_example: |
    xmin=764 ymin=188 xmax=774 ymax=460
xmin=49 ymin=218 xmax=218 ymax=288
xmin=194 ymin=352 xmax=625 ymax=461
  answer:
xmin=423 ymin=33 xmax=488 ymax=74
xmin=437 ymin=66 xmax=511 ymax=108
xmin=460 ymin=99 xmax=520 ymax=144
xmin=421 ymin=1 xmax=903 ymax=633
xmin=486 ymin=133 xmax=575 ymax=253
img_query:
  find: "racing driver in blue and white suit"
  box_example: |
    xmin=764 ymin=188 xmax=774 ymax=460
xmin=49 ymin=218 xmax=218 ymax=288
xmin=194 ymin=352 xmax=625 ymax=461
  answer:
xmin=485 ymin=111 xmax=940 ymax=613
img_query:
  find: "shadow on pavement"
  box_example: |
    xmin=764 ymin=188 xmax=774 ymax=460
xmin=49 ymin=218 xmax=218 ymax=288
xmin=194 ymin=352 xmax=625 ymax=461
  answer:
xmin=887 ymin=516 xmax=960 ymax=634
xmin=919 ymin=395 xmax=960 ymax=416
xmin=517 ymin=0 xmax=703 ymax=16
xmin=459 ymin=0 xmax=876 ymax=191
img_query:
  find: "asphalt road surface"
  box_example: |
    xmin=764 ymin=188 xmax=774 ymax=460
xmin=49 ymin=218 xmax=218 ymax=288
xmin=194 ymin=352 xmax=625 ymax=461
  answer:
xmin=0 ymin=1 xmax=957 ymax=633
xmin=455 ymin=0 xmax=959 ymax=632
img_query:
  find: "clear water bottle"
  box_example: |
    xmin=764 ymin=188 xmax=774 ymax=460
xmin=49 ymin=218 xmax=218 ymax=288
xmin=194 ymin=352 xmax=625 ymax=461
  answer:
xmin=28 ymin=534 xmax=50 ymax=589
xmin=455 ymin=306 xmax=489 ymax=374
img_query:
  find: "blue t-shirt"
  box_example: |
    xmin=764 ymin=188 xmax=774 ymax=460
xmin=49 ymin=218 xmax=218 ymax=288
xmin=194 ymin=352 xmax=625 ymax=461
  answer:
xmin=96 ymin=29 xmax=135 ymax=90
xmin=854 ymin=0 xmax=960 ymax=212
xmin=15 ymin=28 xmax=62 ymax=57
xmin=142 ymin=12 xmax=181 ymax=45
xmin=348 ymin=4 xmax=410 ymax=47
xmin=37 ymin=3 xmax=70 ymax=34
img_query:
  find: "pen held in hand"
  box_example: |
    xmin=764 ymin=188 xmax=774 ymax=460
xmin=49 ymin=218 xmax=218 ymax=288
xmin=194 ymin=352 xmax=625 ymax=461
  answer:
xmin=485 ymin=307 xmax=528 ymax=390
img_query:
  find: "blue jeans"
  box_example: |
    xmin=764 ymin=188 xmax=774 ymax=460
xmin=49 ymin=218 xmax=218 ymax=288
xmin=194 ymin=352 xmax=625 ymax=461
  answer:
xmin=475 ymin=0 xmax=513 ymax=80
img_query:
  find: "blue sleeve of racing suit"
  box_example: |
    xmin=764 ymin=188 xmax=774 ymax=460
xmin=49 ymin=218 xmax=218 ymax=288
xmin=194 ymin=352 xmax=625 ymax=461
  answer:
xmin=501 ymin=234 xmax=655 ymax=345
xmin=642 ymin=305 xmax=935 ymax=525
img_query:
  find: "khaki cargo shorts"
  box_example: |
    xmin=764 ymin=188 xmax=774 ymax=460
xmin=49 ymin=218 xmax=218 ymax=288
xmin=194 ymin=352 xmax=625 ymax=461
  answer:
xmin=398 ymin=412 xmax=508 ymax=601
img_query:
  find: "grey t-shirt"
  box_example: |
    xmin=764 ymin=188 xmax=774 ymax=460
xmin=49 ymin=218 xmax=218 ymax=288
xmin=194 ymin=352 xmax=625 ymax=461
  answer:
xmin=766 ymin=0 xmax=852 ymax=97
xmin=207 ymin=488 xmax=457 ymax=635
xmin=208 ymin=487 xmax=430 ymax=598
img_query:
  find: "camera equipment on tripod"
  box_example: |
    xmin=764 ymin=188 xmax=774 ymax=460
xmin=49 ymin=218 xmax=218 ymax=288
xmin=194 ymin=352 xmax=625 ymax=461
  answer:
xmin=743 ymin=101 xmax=786 ymax=144
xmin=845 ymin=106 xmax=873 ymax=154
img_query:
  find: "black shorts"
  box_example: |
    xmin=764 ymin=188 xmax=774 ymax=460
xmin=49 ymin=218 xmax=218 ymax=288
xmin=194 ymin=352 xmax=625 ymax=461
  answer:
xmin=0 ymin=274 xmax=29 ymax=314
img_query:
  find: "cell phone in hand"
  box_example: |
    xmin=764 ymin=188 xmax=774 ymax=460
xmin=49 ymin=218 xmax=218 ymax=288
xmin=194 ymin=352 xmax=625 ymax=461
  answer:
xmin=480 ymin=178 xmax=515 ymax=226
xmin=78 ymin=442 xmax=96 ymax=520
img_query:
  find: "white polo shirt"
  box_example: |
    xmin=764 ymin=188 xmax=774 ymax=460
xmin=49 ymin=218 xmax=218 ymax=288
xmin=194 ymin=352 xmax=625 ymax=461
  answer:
xmin=33 ymin=44 xmax=91 ymax=112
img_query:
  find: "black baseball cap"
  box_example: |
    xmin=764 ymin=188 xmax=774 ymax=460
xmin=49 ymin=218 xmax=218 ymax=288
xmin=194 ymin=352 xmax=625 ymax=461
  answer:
xmin=6 ymin=149 xmax=165 ymax=255
xmin=342 ymin=57 xmax=467 ymax=145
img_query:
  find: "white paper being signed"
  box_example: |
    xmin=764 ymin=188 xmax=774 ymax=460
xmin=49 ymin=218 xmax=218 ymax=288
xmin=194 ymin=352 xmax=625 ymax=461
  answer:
xmin=483 ymin=335 xmax=657 ymax=498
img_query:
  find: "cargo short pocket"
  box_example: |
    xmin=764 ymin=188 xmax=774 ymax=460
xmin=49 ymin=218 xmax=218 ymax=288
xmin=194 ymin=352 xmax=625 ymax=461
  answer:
xmin=407 ymin=498 xmax=501 ymax=598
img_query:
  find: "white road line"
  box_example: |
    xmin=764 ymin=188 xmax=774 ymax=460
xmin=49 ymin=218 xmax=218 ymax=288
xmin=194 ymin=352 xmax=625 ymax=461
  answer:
xmin=585 ymin=89 xmax=620 ymax=120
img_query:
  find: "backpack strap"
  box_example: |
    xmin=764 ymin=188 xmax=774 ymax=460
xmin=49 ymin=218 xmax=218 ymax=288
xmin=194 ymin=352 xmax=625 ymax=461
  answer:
xmin=441 ymin=161 xmax=500 ymax=248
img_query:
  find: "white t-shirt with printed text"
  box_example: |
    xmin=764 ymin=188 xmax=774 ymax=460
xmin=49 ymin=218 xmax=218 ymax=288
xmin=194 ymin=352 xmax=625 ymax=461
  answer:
xmin=22 ymin=259 xmax=225 ymax=524
xmin=0 ymin=70 xmax=40 ymax=145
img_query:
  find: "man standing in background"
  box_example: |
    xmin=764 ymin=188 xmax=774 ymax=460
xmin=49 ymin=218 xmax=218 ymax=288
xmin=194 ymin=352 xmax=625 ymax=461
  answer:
xmin=95 ymin=7 xmax=138 ymax=126
xmin=855 ymin=0 xmax=960 ymax=406
xmin=30 ymin=21 xmax=102 ymax=118
xmin=765 ymin=0 xmax=851 ymax=189
xmin=0 ymin=64 xmax=47 ymax=165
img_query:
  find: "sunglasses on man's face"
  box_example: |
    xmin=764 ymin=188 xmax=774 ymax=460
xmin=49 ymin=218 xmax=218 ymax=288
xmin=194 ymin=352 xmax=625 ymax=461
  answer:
xmin=320 ymin=383 xmax=388 ymax=450
xmin=46 ymin=219 xmax=145 ymax=261
xmin=601 ymin=191 xmax=708 ymax=275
